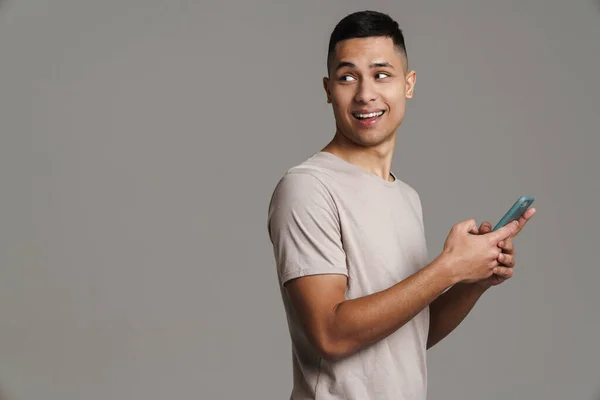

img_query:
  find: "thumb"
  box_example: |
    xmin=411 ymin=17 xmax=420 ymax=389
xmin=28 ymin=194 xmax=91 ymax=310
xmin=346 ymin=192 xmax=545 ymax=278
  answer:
xmin=492 ymin=221 xmax=519 ymax=241
xmin=461 ymin=219 xmax=478 ymax=234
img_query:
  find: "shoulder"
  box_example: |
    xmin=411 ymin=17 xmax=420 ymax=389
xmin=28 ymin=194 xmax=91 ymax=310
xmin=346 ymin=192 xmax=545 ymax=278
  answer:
xmin=267 ymin=157 xmax=342 ymax=244
xmin=268 ymin=153 xmax=341 ymax=208
xmin=268 ymin=166 xmax=335 ymax=213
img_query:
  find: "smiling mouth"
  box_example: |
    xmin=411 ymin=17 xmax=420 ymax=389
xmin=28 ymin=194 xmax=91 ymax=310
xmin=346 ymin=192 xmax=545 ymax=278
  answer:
xmin=352 ymin=110 xmax=385 ymax=120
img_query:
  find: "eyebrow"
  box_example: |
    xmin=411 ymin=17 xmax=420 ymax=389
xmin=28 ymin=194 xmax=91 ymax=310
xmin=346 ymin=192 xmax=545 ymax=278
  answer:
xmin=335 ymin=61 xmax=396 ymax=71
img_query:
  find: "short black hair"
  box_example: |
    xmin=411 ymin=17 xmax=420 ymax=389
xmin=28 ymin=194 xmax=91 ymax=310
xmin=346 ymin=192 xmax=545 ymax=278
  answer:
xmin=327 ymin=10 xmax=407 ymax=74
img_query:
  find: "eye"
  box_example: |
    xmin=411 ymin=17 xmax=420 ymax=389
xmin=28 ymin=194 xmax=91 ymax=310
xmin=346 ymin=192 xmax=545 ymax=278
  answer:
xmin=375 ymin=72 xmax=390 ymax=79
xmin=339 ymin=75 xmax=356 ymax=82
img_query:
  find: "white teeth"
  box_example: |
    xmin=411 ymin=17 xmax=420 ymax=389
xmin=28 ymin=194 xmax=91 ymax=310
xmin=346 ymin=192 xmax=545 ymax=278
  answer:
xmin=354 ymin=111 xmax=384 ymax=119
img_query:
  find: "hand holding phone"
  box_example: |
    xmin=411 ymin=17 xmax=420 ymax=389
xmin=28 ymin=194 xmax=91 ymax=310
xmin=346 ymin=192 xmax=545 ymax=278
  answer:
xmin=492 ymin=196 xmax=535 ymax=231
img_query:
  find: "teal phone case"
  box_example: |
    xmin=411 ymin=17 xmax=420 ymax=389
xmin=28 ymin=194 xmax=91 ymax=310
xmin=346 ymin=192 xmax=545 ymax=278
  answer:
xmin=492 ymin=196 xmax=535 ymax=231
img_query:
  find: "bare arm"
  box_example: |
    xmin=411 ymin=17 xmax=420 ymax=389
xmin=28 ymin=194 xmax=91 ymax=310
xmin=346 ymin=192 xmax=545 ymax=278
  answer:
xmin=426 ymin=282 xmax=488 ymax=349
xmin=285 ymin=254 xmax=457 ymax=360
xmin=285 ymin=219 xmax=518 ymax=361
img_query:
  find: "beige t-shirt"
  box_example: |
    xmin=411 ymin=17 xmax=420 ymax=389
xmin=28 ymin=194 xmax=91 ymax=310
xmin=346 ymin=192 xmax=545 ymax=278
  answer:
xmin=267 ymin=151 xmax=430 ymax=400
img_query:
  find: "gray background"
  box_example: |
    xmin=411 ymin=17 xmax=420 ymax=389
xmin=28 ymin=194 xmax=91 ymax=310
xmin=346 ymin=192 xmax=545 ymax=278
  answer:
xmin=1 ymin=0 xmax=599 ymax=399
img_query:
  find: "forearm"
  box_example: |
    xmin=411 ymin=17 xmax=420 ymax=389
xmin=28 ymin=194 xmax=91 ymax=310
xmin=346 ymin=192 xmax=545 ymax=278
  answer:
xmin=426 ymin=282 xmax=488 ymax=349
xmin=324 ymin=254 xmax=459 ymax=359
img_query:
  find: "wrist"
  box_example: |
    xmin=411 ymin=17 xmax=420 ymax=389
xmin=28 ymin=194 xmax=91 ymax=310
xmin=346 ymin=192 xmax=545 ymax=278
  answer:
xmin=432 ymin=251 xmax=462 ymax=286
xmin=472 ymin=279 xmax=493 ymax=291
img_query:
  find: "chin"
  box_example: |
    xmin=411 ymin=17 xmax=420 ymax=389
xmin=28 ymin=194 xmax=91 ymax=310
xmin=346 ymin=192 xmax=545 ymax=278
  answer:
xmin=349 ymin=130 xmax=395 ymax=148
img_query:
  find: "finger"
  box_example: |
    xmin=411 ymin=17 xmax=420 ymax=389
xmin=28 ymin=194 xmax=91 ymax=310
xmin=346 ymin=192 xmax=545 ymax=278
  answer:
xmin=514 ymin=207 xmax=536 ymax=234
xmin=501 ymin=239 xmax=515 ymax=254
xmin=490 ymin=220 xmax=519 ymax=242
xmin=492 ymin=266 xmax=514 ymax=279
xmin=479 ymin=221 xmax=492 ymax=234
xmin=497 ymin=253 xmax=515 ymax=268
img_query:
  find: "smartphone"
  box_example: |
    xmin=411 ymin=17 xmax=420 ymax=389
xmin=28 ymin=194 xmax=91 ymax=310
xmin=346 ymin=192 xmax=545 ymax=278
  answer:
xmin=492 ymin=196 xmax=535 ymax=231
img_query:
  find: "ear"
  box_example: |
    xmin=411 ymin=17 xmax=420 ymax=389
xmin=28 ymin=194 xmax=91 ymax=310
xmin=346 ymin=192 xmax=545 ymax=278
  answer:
xmin=404 ymin=70 xmax=416 ymax=99
xmin=323 ymin=76 xmax=332 ymax=104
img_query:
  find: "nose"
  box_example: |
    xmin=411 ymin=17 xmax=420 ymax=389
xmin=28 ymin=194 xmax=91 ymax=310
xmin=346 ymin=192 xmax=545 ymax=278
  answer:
xmin=354 ymin=79 xmax=377 ymax=104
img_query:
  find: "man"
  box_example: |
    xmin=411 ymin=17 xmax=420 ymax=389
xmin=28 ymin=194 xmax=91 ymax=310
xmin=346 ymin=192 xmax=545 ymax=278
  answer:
xmin=267 ymin=10 xmax=535 ymax=400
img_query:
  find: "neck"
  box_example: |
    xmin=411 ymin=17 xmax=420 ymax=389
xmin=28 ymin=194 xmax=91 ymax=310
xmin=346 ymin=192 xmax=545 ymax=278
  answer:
xmin=322 ymin=129 xmax=396 ymax=182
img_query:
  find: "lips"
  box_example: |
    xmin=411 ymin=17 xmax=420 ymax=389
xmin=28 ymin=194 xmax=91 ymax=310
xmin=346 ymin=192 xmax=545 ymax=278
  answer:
xmin=352 ymin=110 xmax=385 ymax=120
xmin=351 ymin=109 xmax=385 ymax=127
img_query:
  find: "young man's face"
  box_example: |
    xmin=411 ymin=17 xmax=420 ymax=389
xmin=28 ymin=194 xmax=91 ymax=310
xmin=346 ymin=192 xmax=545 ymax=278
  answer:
xmin=323 ymin=36 xmax=416 ymax=149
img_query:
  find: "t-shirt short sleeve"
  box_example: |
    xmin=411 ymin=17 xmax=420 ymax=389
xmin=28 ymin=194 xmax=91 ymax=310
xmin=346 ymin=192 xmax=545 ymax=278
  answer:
xmin=268 ymin=171 xmax=348 ymax=287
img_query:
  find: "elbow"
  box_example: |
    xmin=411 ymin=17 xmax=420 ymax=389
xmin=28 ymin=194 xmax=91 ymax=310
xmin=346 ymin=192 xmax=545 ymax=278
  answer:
xmin=316 ymin=344 xmax=344 ymax=362
xmin=313 ymin=335 xmax=353 ymax=361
